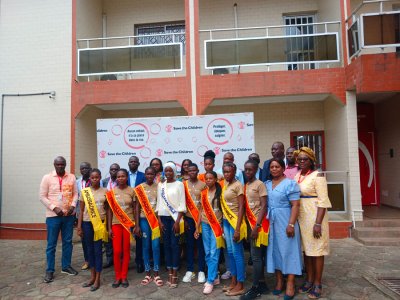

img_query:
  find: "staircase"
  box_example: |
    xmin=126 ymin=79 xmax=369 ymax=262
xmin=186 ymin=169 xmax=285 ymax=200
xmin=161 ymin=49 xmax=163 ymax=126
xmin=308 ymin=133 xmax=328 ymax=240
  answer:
xmin=352 ymin=219 xmax=400 ymax=246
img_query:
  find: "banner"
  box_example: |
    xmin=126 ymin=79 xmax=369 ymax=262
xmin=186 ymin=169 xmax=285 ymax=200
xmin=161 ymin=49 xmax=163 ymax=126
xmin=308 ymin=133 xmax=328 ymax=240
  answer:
xmin=97 ymin=113 xmax=254 ymax=176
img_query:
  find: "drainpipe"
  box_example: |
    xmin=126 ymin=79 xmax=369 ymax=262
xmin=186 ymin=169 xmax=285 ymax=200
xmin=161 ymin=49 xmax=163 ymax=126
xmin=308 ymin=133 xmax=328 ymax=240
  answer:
xmin=233 ymin=3 xmax=238 ymax=38
xmin=233 ymin=3 xmax=240 ymax=72
xmin=0 ymin=92 xmax=56 ymax=225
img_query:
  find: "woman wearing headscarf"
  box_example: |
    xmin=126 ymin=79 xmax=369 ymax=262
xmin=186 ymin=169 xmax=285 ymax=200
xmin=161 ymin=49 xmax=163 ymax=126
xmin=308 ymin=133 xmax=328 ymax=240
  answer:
xmin=294 ymin=147 xmax=332 ymax=299
xmin=156 ymin=161 xmax=186 ymax=288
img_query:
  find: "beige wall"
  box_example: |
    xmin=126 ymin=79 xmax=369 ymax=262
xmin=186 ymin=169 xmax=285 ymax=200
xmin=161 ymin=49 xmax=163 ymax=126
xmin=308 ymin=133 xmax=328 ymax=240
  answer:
xmin=0 ymin=0 xmax=72 ymax=223
xmin=376 ymin=95 xmax=400 ymax=208
xmin=199 ymin=0 xmax=341 ymax=74
xmin=76 ymin=0 xmax=103 ymax=40
xmin=104 ymin=0 xmax=184 ymax=38
xmin=75 ymin=106 xmax=104 ymax=172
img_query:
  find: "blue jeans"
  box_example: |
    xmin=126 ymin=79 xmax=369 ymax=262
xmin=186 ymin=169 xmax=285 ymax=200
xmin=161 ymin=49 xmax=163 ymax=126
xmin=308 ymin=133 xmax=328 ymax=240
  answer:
xmin=45 ymin=216 xmax=75 ymax=273
xmin=82 ymin=221 xmax=103 ymax=272
xmin=223 ymin=219 xmax=245 ymax=283
xmin=160 ymin=216 xmax=180 ymax=270
xmin=185 ymin=217 xmax=205 ymax=272
xmin=140 ymin=218 xmax=160 ymax=272
xmin=202 ymin=222 xmax=220 ymax=284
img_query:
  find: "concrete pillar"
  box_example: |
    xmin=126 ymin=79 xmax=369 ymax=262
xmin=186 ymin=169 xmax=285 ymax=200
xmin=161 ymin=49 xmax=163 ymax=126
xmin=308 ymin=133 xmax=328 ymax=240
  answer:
xmin=345 ymin=91 xmax=363 ymax=221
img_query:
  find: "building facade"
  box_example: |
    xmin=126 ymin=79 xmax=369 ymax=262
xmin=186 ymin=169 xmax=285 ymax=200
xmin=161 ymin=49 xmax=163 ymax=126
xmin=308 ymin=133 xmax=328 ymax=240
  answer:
xmin=0 ymin=0 xmax=399 ymax=239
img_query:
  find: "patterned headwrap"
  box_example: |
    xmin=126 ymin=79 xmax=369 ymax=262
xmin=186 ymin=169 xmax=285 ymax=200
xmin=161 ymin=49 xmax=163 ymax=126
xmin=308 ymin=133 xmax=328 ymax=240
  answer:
xmin=164 ymin=161 xmax=177 ymax=179
xmin=294 ymin=147 xmax=316 ymax=163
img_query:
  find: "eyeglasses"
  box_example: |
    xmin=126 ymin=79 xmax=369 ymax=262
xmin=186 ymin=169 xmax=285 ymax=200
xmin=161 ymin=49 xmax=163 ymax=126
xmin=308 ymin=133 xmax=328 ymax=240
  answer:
xmin=110 ymin=168 xmax=119 ymax=171
xmin=297 ymin=157 xmax=310 ymax=162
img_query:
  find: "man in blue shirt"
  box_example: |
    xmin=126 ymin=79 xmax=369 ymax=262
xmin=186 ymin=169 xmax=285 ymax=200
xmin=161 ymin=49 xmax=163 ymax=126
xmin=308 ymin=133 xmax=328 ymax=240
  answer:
xmin=261 ymin=142 xmax=286 ymax=182
xmin=127 ymin=156 xmax=146 ymax=273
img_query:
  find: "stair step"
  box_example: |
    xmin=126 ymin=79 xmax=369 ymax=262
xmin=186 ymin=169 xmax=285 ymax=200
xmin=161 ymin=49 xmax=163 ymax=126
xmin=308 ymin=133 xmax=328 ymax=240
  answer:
xmin=352 ymin=227 xmax=400 ymax=238
xmin=353 ymin=237 xmax=400 ymax=246
xmin=355 ymin=219 xmax=400 ymax=228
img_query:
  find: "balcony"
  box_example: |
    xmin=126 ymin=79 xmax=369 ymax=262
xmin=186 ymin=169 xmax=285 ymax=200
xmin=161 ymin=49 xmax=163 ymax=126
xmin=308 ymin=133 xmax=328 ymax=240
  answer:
xmin=201 ymin=21 xmax=341 ymax=74
xmin=75 ymin=0 xmax=186 ymax=82
xmin=77 ymin=34 xmax=185 ymax=81
xmin=347 ymin=0 xmax=400 ymax=59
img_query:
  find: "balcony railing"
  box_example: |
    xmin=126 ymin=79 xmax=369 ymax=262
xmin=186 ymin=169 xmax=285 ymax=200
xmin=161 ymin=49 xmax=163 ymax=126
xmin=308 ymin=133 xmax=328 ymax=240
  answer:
xmin=77 ymin=33 xmax=184 ymax=80
xmin=346 ymin=0 xmax=400 ymax=59
xmin=200 ymin=21 xmax=341 ymax=73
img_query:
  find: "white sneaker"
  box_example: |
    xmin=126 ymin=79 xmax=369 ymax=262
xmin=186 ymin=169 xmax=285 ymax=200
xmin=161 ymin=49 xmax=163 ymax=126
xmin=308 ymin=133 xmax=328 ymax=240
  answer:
xmin=182 ymin=271 xmax=195 ymax=283
xmin=198 ymin=271 xmax=206 ymax=283
xmin=221 ymin=270 xmax=232 ymax=280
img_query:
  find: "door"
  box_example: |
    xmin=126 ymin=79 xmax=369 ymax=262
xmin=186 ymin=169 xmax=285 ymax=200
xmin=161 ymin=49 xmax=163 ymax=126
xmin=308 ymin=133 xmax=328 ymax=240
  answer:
xmin=358 ymin=131 xmax=379 ymax=205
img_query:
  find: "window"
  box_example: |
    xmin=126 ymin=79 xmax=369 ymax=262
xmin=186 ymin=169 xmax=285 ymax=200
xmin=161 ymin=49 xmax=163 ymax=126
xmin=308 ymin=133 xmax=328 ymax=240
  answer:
xmin=284 ymin=15 xmax=316 ymax=70
xmin=290 ymin=131 xmax=325 ymax=170
xmin=135 ymin=21 xmax=186 ymax=52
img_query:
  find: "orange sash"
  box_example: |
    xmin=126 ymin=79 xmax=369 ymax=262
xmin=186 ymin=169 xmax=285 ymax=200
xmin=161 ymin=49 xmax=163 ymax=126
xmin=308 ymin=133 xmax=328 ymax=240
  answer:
xmin=198 ymin=173 xmax=206 ymax=182
xmin=244 ymin=184 xmax=269 ymax=247
xmin=201 ymin=189 xmax=224 ymax=248
xmin=106 ymin=189 xmax=135 ymax=235
xmin=184 ymin=181 xmax=201 ymax=224
xmin=134 ymin=184 xmax=160 ymax=240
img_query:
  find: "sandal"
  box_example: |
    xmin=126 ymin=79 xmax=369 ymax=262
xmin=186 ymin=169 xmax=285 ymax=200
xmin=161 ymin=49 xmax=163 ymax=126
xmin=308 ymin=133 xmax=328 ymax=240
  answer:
xmin=154 ymin=276 xmax=164 ymax=287
xmin=167 ymin=273 xmax=173 ymax=286
xmin=298 ymin=281 xmax=313 ymax=294
xmin=222 ymin=285 xmax=234 ymax=292
xmin=169 ymin=276 xmax=178 ymax=289
xmin=141 ymin=275 xmax=153 ymax=286
xmin=308 ymin=285 xmax=322 ymax=299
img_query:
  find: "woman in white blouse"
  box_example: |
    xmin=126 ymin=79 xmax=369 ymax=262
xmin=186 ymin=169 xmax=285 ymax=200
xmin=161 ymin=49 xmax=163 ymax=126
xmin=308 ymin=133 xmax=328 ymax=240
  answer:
xmin=156 ymin=161 xmax=186 ymax=288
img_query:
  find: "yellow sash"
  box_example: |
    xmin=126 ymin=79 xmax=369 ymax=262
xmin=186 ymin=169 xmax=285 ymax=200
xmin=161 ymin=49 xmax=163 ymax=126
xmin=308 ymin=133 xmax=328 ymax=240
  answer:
xmin=134 ymin=184 xmax=160 ymax=240
xmin=81 ymin=188 xmax=108 ymax=242
xmin=244 ymin=185 xmax=269 ymax=247
xmin=220 ymin=183 xmax=247 ymax=241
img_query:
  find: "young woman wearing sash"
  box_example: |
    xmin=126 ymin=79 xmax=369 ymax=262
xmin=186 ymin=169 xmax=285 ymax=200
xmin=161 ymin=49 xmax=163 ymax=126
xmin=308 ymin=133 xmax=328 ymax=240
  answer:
xmin=182 ymin=163 xmax=206 ymax=283
xmin=106 ymin=169 xmax=135 ymax=288
xmin=150 ymin=158 xmax=164 ymax=183
xmin=156 ymin=162 xmax=186 ymax=288
xmin=178 ymin=159 xmax=192 ymax=181
xmin=221 ymin=162 xmax=247 ymax=296
xmin=134 ymin=167 xmax=163 ymax=287
xmin=241 ymin=160 xmax=269 ymax=300
xmin=77 ymin=169 xmax=107 ymax=292
xmin=198 ymin=150 xmax=223 ymax=183
xmin=195 ymin=171 xmax=224 ymax=295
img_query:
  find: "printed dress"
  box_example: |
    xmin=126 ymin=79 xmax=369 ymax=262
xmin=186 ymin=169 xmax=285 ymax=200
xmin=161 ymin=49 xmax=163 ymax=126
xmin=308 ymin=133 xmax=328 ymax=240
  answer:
xmin=266 ymin=178 xmax=302 ymax=275
xmin=295 ymin=171 xmax=332 ymax=256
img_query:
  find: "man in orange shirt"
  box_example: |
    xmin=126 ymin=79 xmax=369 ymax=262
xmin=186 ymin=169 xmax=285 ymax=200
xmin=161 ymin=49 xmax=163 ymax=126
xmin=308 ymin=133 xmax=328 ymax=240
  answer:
xmin=39 ymin=156 xmax=79 ymax=283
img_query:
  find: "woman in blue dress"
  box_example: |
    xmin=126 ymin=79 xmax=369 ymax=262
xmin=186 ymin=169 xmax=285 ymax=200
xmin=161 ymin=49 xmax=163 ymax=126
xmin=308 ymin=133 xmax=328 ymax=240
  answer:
xmin=266 ymin=158 xmax=302 ymax=300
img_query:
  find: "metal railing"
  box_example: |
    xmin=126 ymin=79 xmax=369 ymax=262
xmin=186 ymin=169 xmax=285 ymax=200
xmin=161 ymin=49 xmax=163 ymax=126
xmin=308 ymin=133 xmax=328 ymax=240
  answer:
xmin=346 ymin=0 xmax=400 ymax=59
xmin=77 ymin=33 xmax=185 ymax=80
xmin=200 ymin=21 xmax=341 ymax=72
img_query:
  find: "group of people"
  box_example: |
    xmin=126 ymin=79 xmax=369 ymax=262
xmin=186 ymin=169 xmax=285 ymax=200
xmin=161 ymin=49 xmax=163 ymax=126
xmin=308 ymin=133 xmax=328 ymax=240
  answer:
xmin=39 ymin=142 xmax=331 ymax=299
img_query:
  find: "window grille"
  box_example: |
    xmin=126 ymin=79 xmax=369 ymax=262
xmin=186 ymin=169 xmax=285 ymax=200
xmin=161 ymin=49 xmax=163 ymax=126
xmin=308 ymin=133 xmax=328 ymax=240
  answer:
xmin=284 ymin=15 xmax=316 ymax=70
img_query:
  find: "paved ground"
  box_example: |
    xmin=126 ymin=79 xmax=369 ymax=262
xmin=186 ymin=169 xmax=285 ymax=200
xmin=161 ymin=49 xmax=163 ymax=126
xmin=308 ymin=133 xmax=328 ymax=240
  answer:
xmin=0 ymin=238 xmax=399 ymax=299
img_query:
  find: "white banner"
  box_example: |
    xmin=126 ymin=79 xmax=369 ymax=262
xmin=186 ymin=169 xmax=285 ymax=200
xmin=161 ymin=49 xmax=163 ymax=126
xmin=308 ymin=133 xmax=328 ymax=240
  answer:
xmin=97 ymin=113 xmax=254 ymax=176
